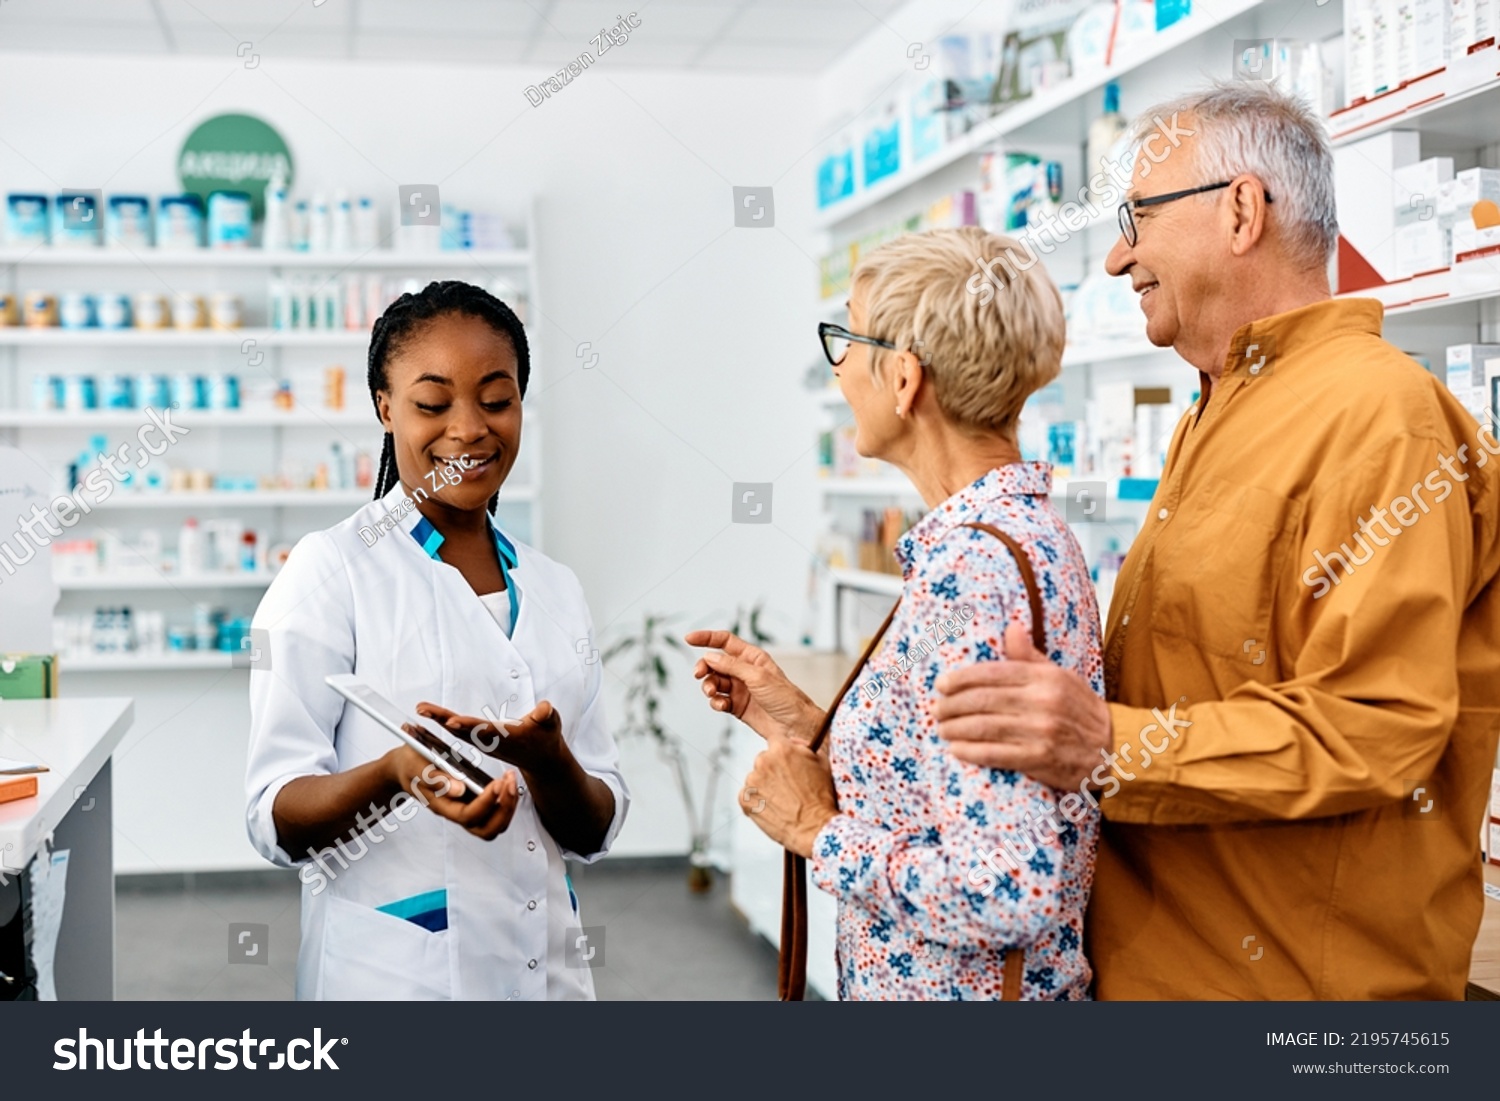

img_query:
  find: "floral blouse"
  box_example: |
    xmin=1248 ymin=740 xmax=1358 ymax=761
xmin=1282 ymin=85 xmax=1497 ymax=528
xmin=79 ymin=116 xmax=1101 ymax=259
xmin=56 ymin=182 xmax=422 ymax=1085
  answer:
xmin=810 ymin=462 xmax=1105 ymax=1000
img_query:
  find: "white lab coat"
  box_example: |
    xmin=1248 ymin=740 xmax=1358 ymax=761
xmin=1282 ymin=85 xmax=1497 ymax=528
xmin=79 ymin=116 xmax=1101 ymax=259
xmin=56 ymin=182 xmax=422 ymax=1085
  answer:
xmin=245 ymin=484 xmax=628 ymax=1000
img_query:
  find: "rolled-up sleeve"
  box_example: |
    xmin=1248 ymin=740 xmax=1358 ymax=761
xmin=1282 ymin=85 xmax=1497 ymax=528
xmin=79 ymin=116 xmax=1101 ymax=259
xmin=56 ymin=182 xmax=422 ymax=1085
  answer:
xmin=555 ymin=602 xmax=629 ymax=862
xmin=245 ymin=532 xmax=356 ymax=867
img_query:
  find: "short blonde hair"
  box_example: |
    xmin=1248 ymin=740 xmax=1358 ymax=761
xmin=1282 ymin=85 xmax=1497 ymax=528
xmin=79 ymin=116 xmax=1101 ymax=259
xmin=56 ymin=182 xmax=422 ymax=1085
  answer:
xmin=852 ymin=226 xmax=1064 ymax=436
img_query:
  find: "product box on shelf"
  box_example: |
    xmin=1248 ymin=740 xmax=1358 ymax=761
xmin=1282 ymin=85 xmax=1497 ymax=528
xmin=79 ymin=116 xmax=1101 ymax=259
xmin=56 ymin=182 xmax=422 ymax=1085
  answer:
xmin=996 ymin=0 xmax=1085 ymax=108
xmin=1451 ymin=169 xmax=1500 ymax=291
xmin=907 ymin=71 xmax=947 ymax=165
xmin=1444 ymin=343 xmax=1500 ymax=420
xmin=1335 ymin=129 xmax=1421 ymax=293
xmin=1392 ymin=157 xmax=1455 ymax=277
xmin=53 ymin=192 xmax=103 ymax=247
xmin=862 ymin=95 xmax=903 ymax=188
xmin=816 ymin=127 xmax=858 ymax=210
xmin=939 ymin=33 xmax=1004 ymax=133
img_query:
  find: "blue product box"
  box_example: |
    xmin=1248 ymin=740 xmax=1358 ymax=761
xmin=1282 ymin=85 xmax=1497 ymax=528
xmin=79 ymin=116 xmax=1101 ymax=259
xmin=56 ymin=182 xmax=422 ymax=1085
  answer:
xmin=54 ymin=192 xmax=103 ymax=246
xmin=1156 ymin=0 xmax=1191 ymax=30
xmin=862 ymin=113 xmax=901 ymax=188
xmin=157 ymin=194 xmax=205 ymax=249
xmin=107 ymin=195 xmax=153 ymax=248
xmin=817 ymin=147 xmax=856 ymax=209
xmin=6 ymin=193 xmax=51 ymax=245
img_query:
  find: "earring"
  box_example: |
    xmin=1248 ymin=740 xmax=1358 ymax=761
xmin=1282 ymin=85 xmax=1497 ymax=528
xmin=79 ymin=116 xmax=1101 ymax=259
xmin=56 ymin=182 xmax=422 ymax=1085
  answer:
xmin=895 ymin=405 xmax=903 ymax=417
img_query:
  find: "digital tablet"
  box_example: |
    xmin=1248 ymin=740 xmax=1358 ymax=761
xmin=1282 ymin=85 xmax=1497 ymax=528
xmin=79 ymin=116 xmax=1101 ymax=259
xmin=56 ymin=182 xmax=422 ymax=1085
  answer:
xmin=325 ymin=673 xmax=495 ymax=798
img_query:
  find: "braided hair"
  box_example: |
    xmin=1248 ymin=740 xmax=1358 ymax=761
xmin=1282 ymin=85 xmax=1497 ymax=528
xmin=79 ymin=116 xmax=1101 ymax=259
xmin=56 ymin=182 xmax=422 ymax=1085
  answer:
xmin=367 ymin=280 xmax=530 ymax=514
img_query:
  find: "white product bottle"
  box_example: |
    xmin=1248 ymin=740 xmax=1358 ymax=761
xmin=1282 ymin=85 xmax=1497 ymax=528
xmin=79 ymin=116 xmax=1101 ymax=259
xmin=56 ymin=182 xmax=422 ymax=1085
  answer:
xmin=1087 ymin=82 xmax=1128 ymax=204
xmin=354 ymin=196 xmax=379 ymax=250
xmin=290 ymin=200 xmax=310 ymax=251
xmin=178 ymin=517 xmax=202 ymax=575
xmin=319 ymin=279 xmax=340 ymax=330
xmin=262 ymin=171 xmax=289 ymax=251
xmin=308 ymin=193 xmax=331 ymax=252
xmin=331 ymin=190 xmax=354 ymax=252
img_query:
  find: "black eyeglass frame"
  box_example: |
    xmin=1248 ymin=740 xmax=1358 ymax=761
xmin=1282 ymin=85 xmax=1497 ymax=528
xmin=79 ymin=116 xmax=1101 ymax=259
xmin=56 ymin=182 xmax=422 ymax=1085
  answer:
xmin=818 ymin=320 xmax=898 ymax=367
xmin=1117 ymin=179 xmax=1274 ymax=246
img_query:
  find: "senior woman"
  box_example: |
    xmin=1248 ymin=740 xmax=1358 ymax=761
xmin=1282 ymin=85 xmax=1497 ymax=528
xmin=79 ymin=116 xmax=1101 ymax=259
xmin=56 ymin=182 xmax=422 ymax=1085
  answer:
xmin=687 ymin=227 xmax=1104 ymax=1000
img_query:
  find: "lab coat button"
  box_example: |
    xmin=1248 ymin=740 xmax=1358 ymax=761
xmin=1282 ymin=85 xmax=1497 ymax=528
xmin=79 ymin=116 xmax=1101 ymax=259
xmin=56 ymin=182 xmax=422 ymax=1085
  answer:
xmin=509 ymin=669 xmax=520 ymax=679
xmin=527 ymin=958 xmax=538 ymax=970
xmin=526 ymin=840 xmax=536 ymax=851
xmin=511 ymin=990 xmax=520 ymax=999
xmin=527 ymin=899 xmax=537 ymax=911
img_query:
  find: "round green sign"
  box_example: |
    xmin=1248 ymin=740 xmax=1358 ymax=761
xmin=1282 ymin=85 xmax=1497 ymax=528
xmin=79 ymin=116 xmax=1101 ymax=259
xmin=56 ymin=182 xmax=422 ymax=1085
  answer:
xmin=177 ymin=113 xmax=293 ymax=220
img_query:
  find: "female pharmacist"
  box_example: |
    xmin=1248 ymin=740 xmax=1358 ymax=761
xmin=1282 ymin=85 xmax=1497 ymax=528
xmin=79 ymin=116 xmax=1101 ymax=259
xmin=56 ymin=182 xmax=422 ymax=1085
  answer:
xmin=245 ymin=281 xmax=627 ymax=1001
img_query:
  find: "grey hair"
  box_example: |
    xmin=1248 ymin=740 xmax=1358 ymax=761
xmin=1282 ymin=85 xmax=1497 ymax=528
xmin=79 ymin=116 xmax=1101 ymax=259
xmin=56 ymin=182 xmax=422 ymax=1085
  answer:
xmin=1133 ymin=81 xmax=1336 ymax=269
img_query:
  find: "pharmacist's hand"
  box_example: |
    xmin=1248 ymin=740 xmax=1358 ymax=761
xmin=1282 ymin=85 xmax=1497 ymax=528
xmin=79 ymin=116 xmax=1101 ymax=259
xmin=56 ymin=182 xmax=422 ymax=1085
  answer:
xmin=387 ymin=742 xmax=520 ymax=841
xmin=932 ymin=623 xmax=1113 ymax=791
xmin=684 ymin=630 xmax=823 ymax=744
xmin=417 ymin=699 xmax=566 ymax=777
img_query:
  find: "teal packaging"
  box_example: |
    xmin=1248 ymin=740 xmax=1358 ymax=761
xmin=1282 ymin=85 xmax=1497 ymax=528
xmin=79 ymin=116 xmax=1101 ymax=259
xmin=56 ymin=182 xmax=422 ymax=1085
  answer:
xmin=107 ymin=195 xmax=153 ymax=248
xmin=6 ymin=193 xmax=51 ymax=245
xmin=156 ymin=194 xmax=205 ymax=249
xmin=54 ymin=192 xmax=103 ymax=246
xmin=206 ymin=190 xmax=252 ymax=249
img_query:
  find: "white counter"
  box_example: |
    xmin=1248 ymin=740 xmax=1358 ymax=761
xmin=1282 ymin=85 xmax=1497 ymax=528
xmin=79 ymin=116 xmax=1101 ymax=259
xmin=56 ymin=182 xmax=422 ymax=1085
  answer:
xmin=0 ymin=698 xmax=132 ymax=870
xmin=0 ymin=697 xmax=132 ymax=1000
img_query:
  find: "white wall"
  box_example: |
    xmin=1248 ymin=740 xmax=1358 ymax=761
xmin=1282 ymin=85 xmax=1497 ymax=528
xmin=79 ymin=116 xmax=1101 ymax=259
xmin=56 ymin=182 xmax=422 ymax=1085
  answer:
xmin=0 ymin=48 xmax=825 ymax=865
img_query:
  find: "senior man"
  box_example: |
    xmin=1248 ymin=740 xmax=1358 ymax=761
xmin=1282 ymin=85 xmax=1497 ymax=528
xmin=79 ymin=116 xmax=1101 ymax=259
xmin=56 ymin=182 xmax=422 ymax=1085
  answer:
xmin=933 ymin=81 xmax=1500 ymax=999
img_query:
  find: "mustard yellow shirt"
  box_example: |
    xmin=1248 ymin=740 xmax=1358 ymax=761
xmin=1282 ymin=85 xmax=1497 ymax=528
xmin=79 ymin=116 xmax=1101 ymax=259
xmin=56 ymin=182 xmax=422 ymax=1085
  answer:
xmin=1088 ymin=298 xmax=1500 ymax=999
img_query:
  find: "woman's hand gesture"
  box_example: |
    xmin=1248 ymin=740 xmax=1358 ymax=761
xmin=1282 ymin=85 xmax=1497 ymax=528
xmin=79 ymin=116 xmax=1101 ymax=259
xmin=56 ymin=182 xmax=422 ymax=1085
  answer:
xmin=684 ymin=630 xmax=823 ymax=744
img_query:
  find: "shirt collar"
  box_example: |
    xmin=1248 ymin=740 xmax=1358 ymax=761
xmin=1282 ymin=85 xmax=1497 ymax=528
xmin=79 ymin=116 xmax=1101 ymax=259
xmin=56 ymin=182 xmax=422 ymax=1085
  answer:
xmin=381 ymin=482 xmax=518 ymax=569
xmin=1221 ymin=297 xmax=1384 ymax=381
xmin=893 ymin=462 xmax=1051 ymax=574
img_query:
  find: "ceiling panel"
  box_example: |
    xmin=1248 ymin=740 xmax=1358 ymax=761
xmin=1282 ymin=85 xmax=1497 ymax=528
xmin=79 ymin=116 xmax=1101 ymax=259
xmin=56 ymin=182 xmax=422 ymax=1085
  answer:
xmin=354 ymin=32 xmax=533 ymax=65
xmin=0 ymin=0 xmax=885 ymax=72
xmin=356 ymin=0 xmax=541 ymax=36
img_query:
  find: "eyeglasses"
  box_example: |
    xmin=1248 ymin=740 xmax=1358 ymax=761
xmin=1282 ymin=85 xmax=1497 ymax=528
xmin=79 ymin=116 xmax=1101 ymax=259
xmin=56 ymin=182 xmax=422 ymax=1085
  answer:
xmin=819 ymin=320 xmax=897 ymax=367
xmin=1117 ymin=180 xmax=1274 ymax=247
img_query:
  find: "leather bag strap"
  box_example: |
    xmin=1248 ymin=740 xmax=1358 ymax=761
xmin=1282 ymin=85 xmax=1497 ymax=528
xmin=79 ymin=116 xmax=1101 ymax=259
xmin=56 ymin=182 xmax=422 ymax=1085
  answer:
xmin=779 ymin=522 xmax=1046 ymax=1001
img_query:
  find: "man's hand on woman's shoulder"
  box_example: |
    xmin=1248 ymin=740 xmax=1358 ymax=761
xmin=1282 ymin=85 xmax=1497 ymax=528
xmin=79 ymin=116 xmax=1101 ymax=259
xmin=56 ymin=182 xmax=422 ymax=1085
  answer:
xmin=933 ymin=623 xmax=1112 ymax=790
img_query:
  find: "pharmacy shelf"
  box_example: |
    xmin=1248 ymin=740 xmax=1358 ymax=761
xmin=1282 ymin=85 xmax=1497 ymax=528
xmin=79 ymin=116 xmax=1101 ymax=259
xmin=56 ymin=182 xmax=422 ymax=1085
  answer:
xmin=0 ymin=409 xmax=378 ymax=427
xmin=0 ymin=327 xmax=368 ymax=347
xmin=62 ymin=651 xmax=238 ymax=673
xmin=87 ymin=489 xmax=374 ymax=509
xmin=1329 ymin=72 xmax=1500 ymax=152
xmin=57 ymin=572 xmax=276 ymax=591
xmin=819 ymin=476 xmax=919 ymax=497
xmin=827 ymin=566 xmax=904 ymax=598
xmin=84 ymin=487 xmax=535 ymax=509
xmin=812 ymin=0 xmax=1266 ymax=229
xmin=1062 ymin=336 xmax=1162 ymax=366
xmin=0 ymin=247 xmax=531 ymax=270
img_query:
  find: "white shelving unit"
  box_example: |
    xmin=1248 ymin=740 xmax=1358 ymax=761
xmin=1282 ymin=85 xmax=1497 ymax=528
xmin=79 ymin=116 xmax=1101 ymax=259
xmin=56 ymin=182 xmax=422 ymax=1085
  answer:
xmin=0 ymin=214 xmax=545 ymax=676
xmin=803 ymin=0 xmax=1500 ymax=647
xmin=0 ymin=247 xmax=530 ymax=270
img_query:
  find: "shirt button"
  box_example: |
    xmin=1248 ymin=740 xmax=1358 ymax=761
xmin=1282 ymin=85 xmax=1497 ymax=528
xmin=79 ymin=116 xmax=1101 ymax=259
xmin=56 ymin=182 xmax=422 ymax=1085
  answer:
xmin=1122 ymin=614 xmax=1130 ymax=625
xmin=527 ymin=958 xmax=538 ymax=970
xmin=526 ymin=840 xmax=536 ymax=851
xmin=1157 ymin=508 xmax=1169 ymax=521
xmin=527 ymin=899 xmax=537 ymax=910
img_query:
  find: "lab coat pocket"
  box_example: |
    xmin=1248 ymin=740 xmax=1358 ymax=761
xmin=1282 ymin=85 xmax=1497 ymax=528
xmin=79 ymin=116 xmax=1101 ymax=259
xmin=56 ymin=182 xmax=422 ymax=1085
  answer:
xmin=320 ymin=894 xmax=452 ymax=1000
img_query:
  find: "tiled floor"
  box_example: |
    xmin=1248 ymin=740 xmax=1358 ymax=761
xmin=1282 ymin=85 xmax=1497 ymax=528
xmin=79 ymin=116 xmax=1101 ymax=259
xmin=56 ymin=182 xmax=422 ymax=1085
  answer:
xmin=115 ymin=859 xmax=783 ymax=1000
